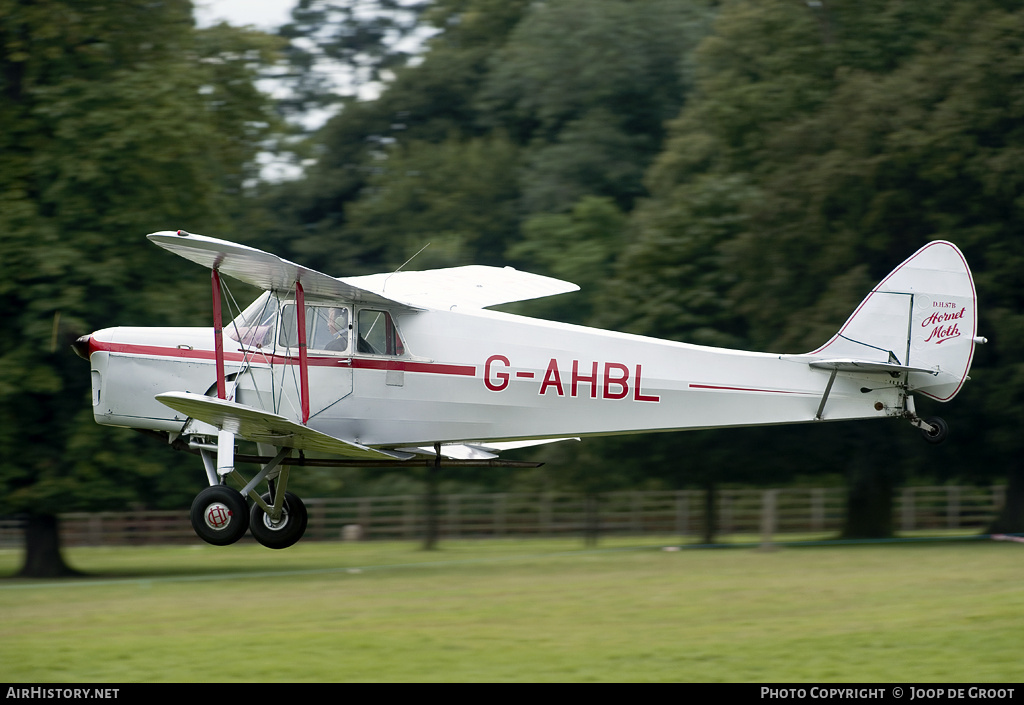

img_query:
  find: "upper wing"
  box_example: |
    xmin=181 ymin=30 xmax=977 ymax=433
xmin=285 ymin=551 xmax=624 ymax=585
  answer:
xmin=343 ymin=265 xmax=580 ymax=309
xmin=155 ymin=391 xmax=412 ymax=460
xmin=147 ymin=231 xmax=416 ymax=310
xmin=150 ymin=231 xmax=579 ymax=310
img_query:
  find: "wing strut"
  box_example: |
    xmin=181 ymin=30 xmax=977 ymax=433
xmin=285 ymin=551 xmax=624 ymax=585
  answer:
xmin=295 ymin=280 xmax=310 ymax=424
xmin=212 ymin=269 xmax=227 ymax=400
xmin=815 ymin=368 xmax=839 ymax=421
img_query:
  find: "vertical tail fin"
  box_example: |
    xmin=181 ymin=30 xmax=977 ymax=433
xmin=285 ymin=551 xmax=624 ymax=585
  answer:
xmin=810 ymin=241 xmax=978 ymax=401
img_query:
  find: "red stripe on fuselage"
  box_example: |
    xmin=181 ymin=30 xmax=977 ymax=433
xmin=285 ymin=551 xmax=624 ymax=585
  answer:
xmin=89 ymin=339 xmax=476 ymax=376
xmin=350 ymin=358 xmax=477 ymax=376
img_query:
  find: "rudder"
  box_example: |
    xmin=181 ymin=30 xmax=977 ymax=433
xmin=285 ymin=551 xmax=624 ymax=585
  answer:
xmin=810 ymin=241 xmax=978 ymax=402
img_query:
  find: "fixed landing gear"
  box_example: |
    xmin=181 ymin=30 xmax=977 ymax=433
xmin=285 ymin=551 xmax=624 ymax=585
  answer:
xmin=903 ymin=395 xmax=949 ymax=445
xmin=188 ymin=485 xmax=310 ymax=548
xmin=190 ymin=485 xmax=250 ymax=545
xmin=918 ymin=416 xmax=949 ymax=444
xmin=187 ymin=437 xmax=309 ymax=548
xmin=250 ymin=491 xmax=308 ymax=549
xmin=907 ymin=413 xmax=949 ymax=444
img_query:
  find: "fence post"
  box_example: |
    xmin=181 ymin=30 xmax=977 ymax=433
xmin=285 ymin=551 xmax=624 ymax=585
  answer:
xmin=49 ymin=484 xmax=1008 ymax=546
xmin=811 ymin=488 xmax=825 ymax=532
xmin=720 ymin=490 xmax=732 ymax=536
xmin=495 ymin=494 xmax=506 ymax=538
xmin=584 ymin=493 xmax=599 ymax=546
xmin=760 ymin=489 xmax=778 ymax=551
xmin=88 ymin=514 xmax=103 ymax=546
xmin=947 ymin=486 xmax=960 ymax=530
xmin=675 ymin=491 xmax=689 ymax=539
xmin=901 ymin=487 xmax=915 ymax=532
xmin=308 ymin=500 xmax=322 ymax=541
xmin=448 ymin=495 xmax=460 ymax=539
xmin=994 ymin=485 xmax=1006 ymax=517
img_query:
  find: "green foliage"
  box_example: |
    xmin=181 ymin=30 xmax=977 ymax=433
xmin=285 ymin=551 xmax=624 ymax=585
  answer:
xmin=344 ymin=133 xmax=522 ymax=267
xmin=477 ymin=0 xmax=712 ymax=213
xmin=278 ymin=0 xmax=429 ymax=115
xmin=508 ymin=196 xmax=626 ymax=325
xmin=251 ymin=0 xmax=533 ymax=270
xmin=8 ymin=0 xmax=1024 ymax=534
xmin=477 ymin=0 xmax=704 ymax=139
xmin=0 ymin=1 xmax=282 ymax=515
xmin=265 ymin=0 xmax=712 ymax=275
xmin=591 ymin=0 xmax=1024 ymax=531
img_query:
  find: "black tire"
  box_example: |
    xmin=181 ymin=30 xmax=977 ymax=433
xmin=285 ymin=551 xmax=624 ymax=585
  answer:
xmin=920 ymin=416 xmax=949 ymax=444
xmin=250 ymin=491 xmax=308 ymax=549
xmin=190 ymin=485 xmax=250 ymax=546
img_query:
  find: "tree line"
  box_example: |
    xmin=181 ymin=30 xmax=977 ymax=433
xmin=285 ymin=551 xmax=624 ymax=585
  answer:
xmin=3 ymin=0 xmax=1022 ymax=574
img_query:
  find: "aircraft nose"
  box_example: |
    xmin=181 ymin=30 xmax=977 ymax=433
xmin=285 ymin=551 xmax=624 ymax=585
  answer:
xmin=72 ymin=334 xmax=92 ymax=360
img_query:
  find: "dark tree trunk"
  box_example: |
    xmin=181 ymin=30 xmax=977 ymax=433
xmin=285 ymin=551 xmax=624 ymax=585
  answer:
xmin=840 ymin=455 xmax=895 ymax=539
xmin=988 ymin=464 xmax=1024 ymax=534
xmin=18 ymin=513 xmax=81 ymax=578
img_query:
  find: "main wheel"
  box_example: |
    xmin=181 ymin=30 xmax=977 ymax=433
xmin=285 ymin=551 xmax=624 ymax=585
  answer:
xmin=920 ymin=416 xmax=949 ymax=444
xmin=190 ymin=485 xmax=250 ymax=546
xmin=250 ymin=491 xmax=308 ymax=549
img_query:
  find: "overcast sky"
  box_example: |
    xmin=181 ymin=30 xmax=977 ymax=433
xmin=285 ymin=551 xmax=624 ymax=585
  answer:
xmin=193 ymin=0 xmax=296 ymax=30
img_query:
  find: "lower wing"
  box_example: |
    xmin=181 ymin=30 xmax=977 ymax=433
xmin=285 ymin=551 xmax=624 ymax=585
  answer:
xmin=155 ymin=391 xmax=412 ymax=460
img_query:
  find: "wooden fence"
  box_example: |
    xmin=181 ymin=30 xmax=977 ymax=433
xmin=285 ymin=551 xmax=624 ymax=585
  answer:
xmin=0 ymin=485 xmax=1006 ymax=548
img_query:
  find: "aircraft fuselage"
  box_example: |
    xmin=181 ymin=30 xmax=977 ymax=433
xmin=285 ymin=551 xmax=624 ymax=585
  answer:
xmin=84 ymin=303 xmax=902 ymax=451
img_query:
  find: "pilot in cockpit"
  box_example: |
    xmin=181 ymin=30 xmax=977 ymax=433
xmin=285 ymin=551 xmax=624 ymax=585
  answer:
xmin=324 ymin=307 xmax=349 ymax=352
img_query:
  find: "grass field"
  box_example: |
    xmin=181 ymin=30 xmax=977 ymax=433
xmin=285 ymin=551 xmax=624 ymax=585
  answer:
xmin=1 ymin=537 xmax=1022 ymax=682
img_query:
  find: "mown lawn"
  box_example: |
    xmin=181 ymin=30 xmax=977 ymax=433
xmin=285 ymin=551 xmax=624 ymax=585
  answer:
xmin=1 ymin=538 xmax=1021 ymax=682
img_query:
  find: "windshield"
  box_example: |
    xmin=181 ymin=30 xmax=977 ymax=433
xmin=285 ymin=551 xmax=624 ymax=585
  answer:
xmin=227 ymin=292 xmax=279 ymax=348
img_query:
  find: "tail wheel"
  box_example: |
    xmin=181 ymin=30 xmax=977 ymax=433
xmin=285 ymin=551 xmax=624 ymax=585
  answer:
xmin=190 ymin=485 xmax=250 ymax=546
xmin=250 ymin=491 xmax=308 ymax=549
xmin=920 ymin=416 xmax=949 ymax=444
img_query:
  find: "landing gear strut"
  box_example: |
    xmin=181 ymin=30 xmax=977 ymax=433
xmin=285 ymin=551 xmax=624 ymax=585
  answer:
xmin=904 ymin=395 xmax=949 ymax=444
xmin=188 ymin=434 xmax=309 ymax=548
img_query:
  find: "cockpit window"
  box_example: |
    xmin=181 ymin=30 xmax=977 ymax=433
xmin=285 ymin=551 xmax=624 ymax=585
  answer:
xmin=357 ymin=309 xmax=404 ymax=356
xmin=228 ymin=292 xmax=279 ymax=348
xmin=279 ymin=304 xmax=351 ymax=354
xmin=311 ymin=306 xmax=350 ymax=352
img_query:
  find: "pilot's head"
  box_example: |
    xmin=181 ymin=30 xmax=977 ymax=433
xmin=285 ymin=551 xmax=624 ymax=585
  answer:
xmin=328 ymin=307 xmax=347 ymax=334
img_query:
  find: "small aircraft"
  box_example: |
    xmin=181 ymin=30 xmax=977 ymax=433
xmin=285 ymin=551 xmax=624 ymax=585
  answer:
xmin=73 ymin=232 xmax=983 ymax=549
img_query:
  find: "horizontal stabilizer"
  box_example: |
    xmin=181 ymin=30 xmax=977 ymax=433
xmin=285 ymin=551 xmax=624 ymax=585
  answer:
xmin=787 ymin=357 xmax=938 ymax=376
xmin=155 ymin=391 xmax=411 ymax=460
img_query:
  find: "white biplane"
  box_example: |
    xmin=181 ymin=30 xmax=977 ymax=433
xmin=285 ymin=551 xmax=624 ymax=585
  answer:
xmin=73 ymin=232 xmax=982 ymax=548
